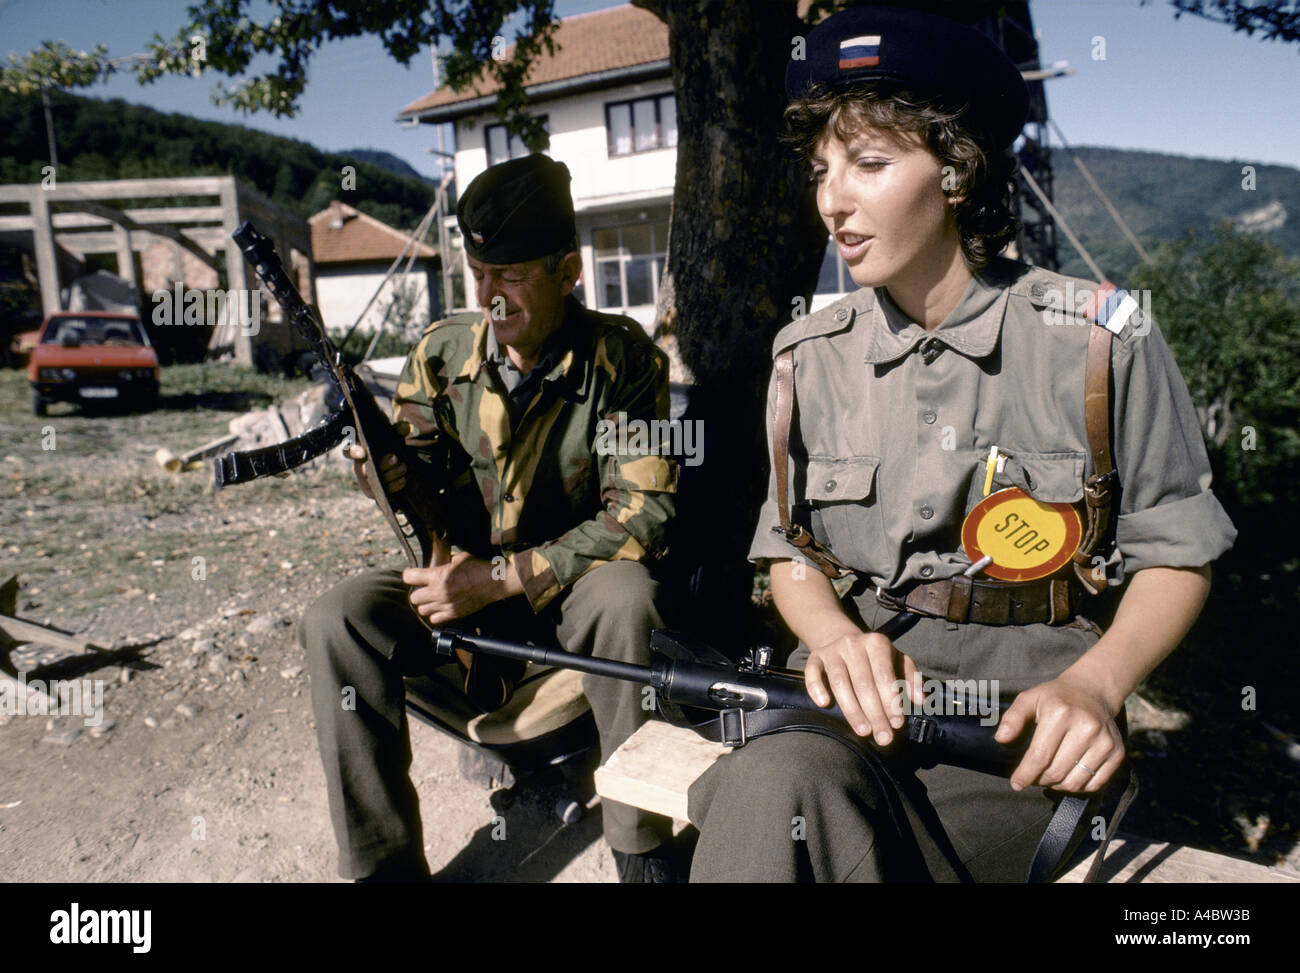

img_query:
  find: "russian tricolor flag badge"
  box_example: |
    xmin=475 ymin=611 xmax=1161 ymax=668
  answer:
xmin=839 ymin=34 xmax=881 ymax=70
xmin=1085 ymin=282 xmax=1140 ymax=335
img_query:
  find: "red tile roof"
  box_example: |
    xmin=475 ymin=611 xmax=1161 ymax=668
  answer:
xmin=398 ymin=4 xmax=669 ymax=119
xmin=309 ymin=201 xmax=439 ymax=265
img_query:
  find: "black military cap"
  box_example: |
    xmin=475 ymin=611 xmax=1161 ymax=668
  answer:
xmin=786 ymin=5 xmax=1028 ymax=149
xmin=456 ymin=154 xmax=577 ymax=265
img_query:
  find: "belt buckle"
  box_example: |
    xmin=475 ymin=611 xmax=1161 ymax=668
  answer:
xmin=718 ymin=708 xmax=747 ymax=747
xmin=875 ymin=584 xmax=906 ymax=612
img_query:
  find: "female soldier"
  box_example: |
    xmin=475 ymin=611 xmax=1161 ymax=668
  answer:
xmin=685 ymin=5 xmax=1236 ymax=882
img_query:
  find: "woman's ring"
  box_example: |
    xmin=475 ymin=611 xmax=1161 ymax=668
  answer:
xmin=1075 ymin=760 xmax=1095 ymax=775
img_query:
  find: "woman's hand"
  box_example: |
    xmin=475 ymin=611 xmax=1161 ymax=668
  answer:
xmin=994 ymin=672 xmax=1125 ymax=794
xmin=804 ymin=629 xmax=924 ymax=746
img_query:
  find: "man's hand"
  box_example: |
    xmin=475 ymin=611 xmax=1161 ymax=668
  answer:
xmin=347 ymin=444 xmax=405 ymax=500
xmin=994 ymin=672 xmax=1125 ymax=794
xmin=403 ymin=552 xmax=524 ymax=625
xmin=805 ymin=629 xmax=924 ymax=746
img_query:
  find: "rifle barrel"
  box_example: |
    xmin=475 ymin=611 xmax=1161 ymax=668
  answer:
xmin=434 ymin=630 xmax=660 ymax=686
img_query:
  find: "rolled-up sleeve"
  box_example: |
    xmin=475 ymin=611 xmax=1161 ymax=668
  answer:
xmin=1111 ymin=317 xmax=1237 ymax=574
xmin=510 ymin=341 xmax=677 ymax=611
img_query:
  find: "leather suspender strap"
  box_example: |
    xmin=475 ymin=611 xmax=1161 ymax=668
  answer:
xmin=772 ymin=350 xmax=797 ymax=539
xmin=770 ymin=349 xmax=853 ymax=578
xmin=1072 ymin=309 xmax=1119 ymax=594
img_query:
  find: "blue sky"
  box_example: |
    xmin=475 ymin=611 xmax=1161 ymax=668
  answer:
xmin=1 ymin=0 xmax=1296 ymax=180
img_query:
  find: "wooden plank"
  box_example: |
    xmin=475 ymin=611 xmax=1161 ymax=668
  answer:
xmin=0 ymin=177 xmax=225 ymax=203
xmin=0 ymin=615 xmax=92 ymax=654
xmin=1059 ymin=835 xmax=1300 ymax=884
xmin=594 ymin=720 xmax=727 ymax=822
xmin=598 ymin=720 xmax=1300 ymax=884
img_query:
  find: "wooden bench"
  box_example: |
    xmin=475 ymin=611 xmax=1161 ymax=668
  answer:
xmin=594 ymin=721 xmax=1300 ymax=883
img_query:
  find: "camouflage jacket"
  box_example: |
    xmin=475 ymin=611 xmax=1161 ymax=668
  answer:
xmin=392 ymin=296 xmax=677 ymax=611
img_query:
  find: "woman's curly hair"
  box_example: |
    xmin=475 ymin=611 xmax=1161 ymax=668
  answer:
xmin=784 ymin=82 xmax=1021 ymax=270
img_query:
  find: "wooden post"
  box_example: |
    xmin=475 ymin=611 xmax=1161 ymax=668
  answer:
xmin=28 ymin=186 xmax=61 ymax=315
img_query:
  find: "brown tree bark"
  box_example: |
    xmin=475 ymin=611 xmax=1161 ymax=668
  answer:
xmin=636 ymin=0 xmax=826 ymax=390
xmin=633 ymin=0 xmax=827 ymax=642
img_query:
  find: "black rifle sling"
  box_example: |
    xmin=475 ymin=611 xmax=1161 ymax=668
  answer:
xmin=695 ymin=706 xmax=1135 ymax=883
xmin=692 ymin=705 xmax=968 ymax=882
xmin=213 ymin=410 xmax=351 ymax=484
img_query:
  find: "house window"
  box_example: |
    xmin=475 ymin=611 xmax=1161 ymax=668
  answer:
xmin=593 ymin=219 xmax=669 ymax=309
xmin=485 ymin=116 xmax=549 ymax=165
xmin=605 ymin=94 xmax=677 ymax=157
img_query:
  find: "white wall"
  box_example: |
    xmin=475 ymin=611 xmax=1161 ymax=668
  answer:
xmin=454 ymin=78 xmax=677 ymax=206
xmin=315 ymin=264 xmax=438 ymax=338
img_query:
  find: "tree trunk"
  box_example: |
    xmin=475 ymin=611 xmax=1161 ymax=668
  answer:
xmin=634 ymin=0 xmax=827 ymax=645
xmin=637 ymin=0 xmax=825 ymax=389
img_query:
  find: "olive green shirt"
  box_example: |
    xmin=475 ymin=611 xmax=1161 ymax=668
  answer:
xmin=393 ymin=296 xmax=677 ymax=611
xmin=749 ymin=257 xmax=1236 ymax=586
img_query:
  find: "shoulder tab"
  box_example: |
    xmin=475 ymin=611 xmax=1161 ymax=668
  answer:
xmin=771 ymin=290 xmax=874 ymax=357
xmin=1009 ymin=267 xmax=1148 ymax=339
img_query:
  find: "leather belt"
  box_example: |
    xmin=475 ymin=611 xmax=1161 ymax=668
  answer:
xmin=874 ymin=575 xmax=1082 ymax=626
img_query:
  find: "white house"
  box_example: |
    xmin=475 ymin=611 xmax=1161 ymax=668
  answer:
xmin=309 ymin=200 xmax=441 ymax=341
xmin=397 ymin=3 xmax=850 ymax=332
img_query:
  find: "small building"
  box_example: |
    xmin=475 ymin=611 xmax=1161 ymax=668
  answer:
xmin=397 ymin=3 xmax=855 ymax=330
xmin=309 ymin=200 xmax=441 ymax=341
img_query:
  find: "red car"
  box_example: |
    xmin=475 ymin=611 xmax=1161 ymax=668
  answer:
xmin=28 ymin=311 xmax=160 ymax=416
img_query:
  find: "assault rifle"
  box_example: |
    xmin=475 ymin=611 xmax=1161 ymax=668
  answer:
xmin=431 ymin=611 xmax=1027 ymax=778
xmin=213 ymin=221 xmax=474 ymax=570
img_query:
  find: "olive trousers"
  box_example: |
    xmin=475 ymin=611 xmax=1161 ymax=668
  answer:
xmin=687 ymin=593 xmax=1105 ymax=883
xmin=300 ymin=559 xmax=672 ymax=880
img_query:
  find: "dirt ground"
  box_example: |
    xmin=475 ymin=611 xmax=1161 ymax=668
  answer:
xmin=0 ymin=365 xmax=616 ymax=883
xmin=3 ymin=363 xmax=1299 ymax=885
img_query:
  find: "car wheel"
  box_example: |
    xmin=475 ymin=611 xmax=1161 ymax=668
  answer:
xmin=31 ymin=389 xmax=47 ymax=416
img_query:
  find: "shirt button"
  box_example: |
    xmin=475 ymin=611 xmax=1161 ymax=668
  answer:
xmin=824 ymin=479 xmax=837 ymax=492
xmin=835 ymin=308 xmax=849 ymax=322
xmin=922 ymin=409 xmax=937 ymax=424
xmin=919 ymin=565 xmax=935 ymax=579
xmin=503 ymin=493 xmax=516 ymax=503
xmin=919 ymin=505 xmax=934 ymax=520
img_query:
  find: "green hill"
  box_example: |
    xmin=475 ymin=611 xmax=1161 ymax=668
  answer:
xmin=0 ymin=89 xmax=435 ymax=232
xmin=1 ymin=90 xmax=1295 ymax=293
xmin=1046 ymin=146 xmax=1300 ymax=285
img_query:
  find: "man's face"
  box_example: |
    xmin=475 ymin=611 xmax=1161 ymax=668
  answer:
xmin=469 ymin=254 xmax=579 ymax=358
xmin=811 ymin=125 xmax=959 ymax=291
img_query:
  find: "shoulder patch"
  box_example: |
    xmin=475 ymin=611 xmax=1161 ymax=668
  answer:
xmin=1081 ymin=281 xmax=1143 ymax=337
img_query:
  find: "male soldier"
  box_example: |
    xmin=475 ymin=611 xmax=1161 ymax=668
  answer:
xmin=301 ymin=154 xmax=680 ymax=882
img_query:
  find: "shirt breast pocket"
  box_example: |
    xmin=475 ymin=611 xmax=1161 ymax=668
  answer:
xmin=964 ymin=449 xmax=1085 ymax=516
xmin=801 ymin=455 xmax=881 ymax=569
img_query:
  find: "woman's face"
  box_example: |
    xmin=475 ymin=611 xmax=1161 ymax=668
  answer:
xmin=811 ymin=125 xmax=960 ymax=291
